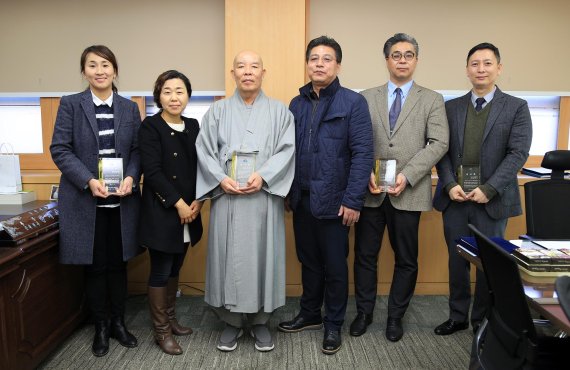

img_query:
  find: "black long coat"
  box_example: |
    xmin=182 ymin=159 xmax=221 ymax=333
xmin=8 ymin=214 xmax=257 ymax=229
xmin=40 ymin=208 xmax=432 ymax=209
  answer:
xmin=138 ymin=113 xmax=203 ymax=253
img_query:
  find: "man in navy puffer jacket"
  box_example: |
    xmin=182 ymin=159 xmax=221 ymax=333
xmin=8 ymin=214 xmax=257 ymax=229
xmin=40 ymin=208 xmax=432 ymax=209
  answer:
xmin=278 ymin=35 xmax=373 ymax=355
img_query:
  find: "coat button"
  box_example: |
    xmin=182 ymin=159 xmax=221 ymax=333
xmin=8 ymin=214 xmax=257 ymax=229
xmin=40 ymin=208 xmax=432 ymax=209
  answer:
xmin=173 ymin=152 xmax=178 ymax=157
xmin=171 ymin=132 xmax=175 ymax=136
xmin=172 ymin=175 xmax=177 ymax=180
xmin=389 ymin=143 xmax=393 ymax=147
xmin=458 ymin=154 xmax=463 ymax=158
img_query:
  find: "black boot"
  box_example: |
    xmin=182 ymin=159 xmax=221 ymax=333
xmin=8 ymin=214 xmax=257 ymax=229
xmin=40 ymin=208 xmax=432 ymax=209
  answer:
xmin=110 ymin=316 xmax=138 ymax=348
xmin=92 ymin=320 xmax=110 ymax=357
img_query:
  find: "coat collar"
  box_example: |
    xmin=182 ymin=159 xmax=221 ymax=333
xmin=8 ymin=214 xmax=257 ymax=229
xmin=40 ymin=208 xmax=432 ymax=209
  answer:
xmin=80 ymin=89 xmax=125 ymax=144
xmin=455 ymin=86 xmax=505 ymax=148
xmin=377 ymin=82 xmax=421 ymax=136
xmin=80 ymin=89 xmax=99 ymax=140
xmin=299 ymin=77 xmax=341 ymax=100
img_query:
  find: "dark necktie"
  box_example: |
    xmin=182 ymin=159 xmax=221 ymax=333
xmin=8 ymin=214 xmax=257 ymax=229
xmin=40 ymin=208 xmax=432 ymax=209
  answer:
xmin=475 ymin=97 xmax=485 ymax=112
xmin=389 ymin=88 xmax=402 ymax=132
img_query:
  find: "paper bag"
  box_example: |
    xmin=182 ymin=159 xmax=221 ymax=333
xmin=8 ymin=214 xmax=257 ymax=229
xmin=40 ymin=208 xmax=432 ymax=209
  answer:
xmin=0 ymin=143 xmax=23 ymax=193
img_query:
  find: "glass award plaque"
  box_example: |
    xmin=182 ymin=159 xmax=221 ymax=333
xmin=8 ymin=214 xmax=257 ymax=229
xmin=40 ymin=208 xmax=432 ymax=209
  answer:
xmin=458 ymin=164 xmax=480 ymax=193
xmin=98 ymin=158 xmax=123 ymax=194
xmin=374 ymin=159 xmax=396 ymax=192
xmin=231 ymin=151 xmax=256 ymax=188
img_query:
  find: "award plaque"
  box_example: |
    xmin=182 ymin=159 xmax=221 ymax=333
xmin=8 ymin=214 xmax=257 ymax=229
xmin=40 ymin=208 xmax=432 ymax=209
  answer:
xmin=231 ymin=151 xmax=256 ymax=188
xmin=458 ymin=164 xmax=480 ymax=193
xmin=98 ymin=158 xmax=123 ymax=194
xmin=374 ymin=159 xmax=396 ymax=192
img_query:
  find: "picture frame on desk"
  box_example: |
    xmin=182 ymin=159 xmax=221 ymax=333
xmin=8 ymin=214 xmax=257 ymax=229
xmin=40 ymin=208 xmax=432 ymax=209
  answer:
xmin=50 ymin=185 xmax=58 ymax=201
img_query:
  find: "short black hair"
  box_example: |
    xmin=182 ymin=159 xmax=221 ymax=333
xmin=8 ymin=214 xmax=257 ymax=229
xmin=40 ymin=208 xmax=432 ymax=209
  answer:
xmin=466 ymin=42 xmax=501 ymax=64
xmin=305 ymin=35 xmax=342 ymax=63
xmin=153 ymin=70 xmax=192 ymax=109
xmin=383 ymin=33 xmax=419 ymax=59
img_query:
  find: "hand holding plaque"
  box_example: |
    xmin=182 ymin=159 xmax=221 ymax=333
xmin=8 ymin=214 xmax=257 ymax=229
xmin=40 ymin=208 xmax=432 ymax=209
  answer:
xmin=230 ymin=151 xmax=257 ymax=188
xmin=98 ymin=158 xmax=123 ymax=194
xmin=457 ymin=164 xmax=480 ymax=193
xmin=374 ymin=159 xmax=397 ymax=192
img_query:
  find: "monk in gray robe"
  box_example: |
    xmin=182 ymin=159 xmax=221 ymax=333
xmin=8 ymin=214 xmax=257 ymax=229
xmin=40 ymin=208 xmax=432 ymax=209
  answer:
xmin=196 ymin=50 xmax=295 ymax=352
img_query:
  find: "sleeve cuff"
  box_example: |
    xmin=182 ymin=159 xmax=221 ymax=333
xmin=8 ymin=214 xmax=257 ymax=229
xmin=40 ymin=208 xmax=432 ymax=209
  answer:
xmin=444 ymin=181 xmax=459 ymax=194
xmin=479 ymin=184 xmax=497 ymax=200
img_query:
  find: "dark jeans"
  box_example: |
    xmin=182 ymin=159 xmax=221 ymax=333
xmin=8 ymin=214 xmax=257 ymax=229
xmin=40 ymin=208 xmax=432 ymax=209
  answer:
xmin=148 ymin=245 xmax=189 ymax=287
xmin=293 ymin=194 xmax=349 ymax=331
xmin=85 ymin=207 xmax=127 ymax=322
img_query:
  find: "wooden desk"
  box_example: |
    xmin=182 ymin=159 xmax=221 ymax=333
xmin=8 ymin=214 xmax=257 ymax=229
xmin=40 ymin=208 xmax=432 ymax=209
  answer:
xmin=456 ymin=245 xmax=570 ymax=332
xmin=0 ymin=202 xmax=85 ymax=370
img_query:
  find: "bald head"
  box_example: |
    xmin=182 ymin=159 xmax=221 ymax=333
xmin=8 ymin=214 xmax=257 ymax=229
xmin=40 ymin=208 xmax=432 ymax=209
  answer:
xmin=233 ymin=50 xmax=264 ymax=69
xmin=231 ymin=50 xmax=266 ymax=103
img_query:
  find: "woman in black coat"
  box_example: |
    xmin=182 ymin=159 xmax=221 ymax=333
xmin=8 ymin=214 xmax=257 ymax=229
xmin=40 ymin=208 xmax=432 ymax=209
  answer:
xmin=138 ymin=70 xmax=203 ymax=355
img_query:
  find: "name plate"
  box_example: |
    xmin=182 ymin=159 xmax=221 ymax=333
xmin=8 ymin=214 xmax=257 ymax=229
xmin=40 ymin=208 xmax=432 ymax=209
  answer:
xmin=374 ymin=159 xmax=396 ymax=192
xmin=458 ymin=164 xmax=480 ymax=193
xmin=231 ymin=151 xmax=256 ymax=188
xmin=98 ymin=158 xmax=123 ymax=194
xmin=0 ymin=202 xmax=59 ymax=245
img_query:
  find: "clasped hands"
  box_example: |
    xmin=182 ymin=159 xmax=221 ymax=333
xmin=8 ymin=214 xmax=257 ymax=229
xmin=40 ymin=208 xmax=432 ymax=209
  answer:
xmin=220 ymin=172 xmax=263 ymax=195
xmin=88 ymin=176 xmax=134 ymax=198
xmin=368 ymin=172 xmax=407 ymax=197
xmin=175 ymin=199 xmax=203 ymax=224
xmin=448 ymin=185 xmax=489 ymax=203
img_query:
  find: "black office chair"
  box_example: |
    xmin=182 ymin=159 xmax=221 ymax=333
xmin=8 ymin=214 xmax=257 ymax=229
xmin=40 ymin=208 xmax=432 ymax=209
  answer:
xmin=524 ymin=150 xmax=570 ymax=239
xmin=555 ymin=276 xmax=570 ymax=322
xmin=470 ymin=224 xmax=568 ymax=369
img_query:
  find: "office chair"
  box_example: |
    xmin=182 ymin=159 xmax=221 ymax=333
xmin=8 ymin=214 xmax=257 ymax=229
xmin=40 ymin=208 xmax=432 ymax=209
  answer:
xmin=524 ymin=150 xmax=570 ymax=239
xmin=555 ymin=276 xmax=570 ymax=322
xmin=470 ymin=224 xmax=568 ymax=369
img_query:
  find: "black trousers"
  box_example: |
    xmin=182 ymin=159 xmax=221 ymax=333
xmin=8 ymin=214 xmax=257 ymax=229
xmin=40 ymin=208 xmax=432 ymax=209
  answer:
xmin=85 ymin=207 xmax=127 ymax=322
xmin=442 ymin=201 xmax=507 ymax=325
xmin=354 ymin=197 xmax=421 ymax=319
xmin=147 ymin=245 xmax=189 ymax=287
xmin=293 ymin=194 xmax=349 ymax=331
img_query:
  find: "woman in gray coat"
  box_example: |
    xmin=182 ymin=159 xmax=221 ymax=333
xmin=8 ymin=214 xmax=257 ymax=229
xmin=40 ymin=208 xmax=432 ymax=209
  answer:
xmin=50 ymin=45 xmax=141 ymax=357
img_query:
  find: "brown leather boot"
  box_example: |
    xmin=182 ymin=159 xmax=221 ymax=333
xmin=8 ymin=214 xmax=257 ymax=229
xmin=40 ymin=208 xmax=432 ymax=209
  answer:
xmin=148 ymin=286 xmax=183 ymax=355
xmin=167 ymin=277 xmax=193 ymax=335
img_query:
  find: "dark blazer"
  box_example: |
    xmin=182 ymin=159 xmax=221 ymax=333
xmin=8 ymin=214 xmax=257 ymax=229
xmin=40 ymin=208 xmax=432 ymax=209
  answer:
xmin=433 ymin=87 xmax=532 ymax=219
xmin=50 ymin=89 xmax=142 ymax=264
xmin=138 ymin=113 xmax=203 ymax=253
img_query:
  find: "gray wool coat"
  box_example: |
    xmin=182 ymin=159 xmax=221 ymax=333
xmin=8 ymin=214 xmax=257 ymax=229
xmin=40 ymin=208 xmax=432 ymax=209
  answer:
xmin=50 ymin=89 xmax=142 ymax=265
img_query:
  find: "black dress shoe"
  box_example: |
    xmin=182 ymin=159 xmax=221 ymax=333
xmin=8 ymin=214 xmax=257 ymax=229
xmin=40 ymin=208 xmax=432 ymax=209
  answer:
xmin=385 ymin=317 xmax=403 ymax=342
xmin=92 ymin=320 xmax=110 ymax=357
xmin=322 ymin=329 xmax=341 ymax=355
xmin=350 ymin=312 xmax=373 ymax=337
xmin=278 ymin=314 xmax=323 ymax=333
xmin=434 ymin=319 xmax=469 ymax=336
xmin=109 ymin=317 xmax=138 ymax=348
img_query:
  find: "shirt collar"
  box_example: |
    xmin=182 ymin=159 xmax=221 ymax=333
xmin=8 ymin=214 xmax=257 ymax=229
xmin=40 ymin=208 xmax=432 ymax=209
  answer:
xmin=471 ymin=86 xmax=496 ymax=106
xmin=91 ymin=90 xmax=114 ymax=107
xmin=388 ymin=80 xmax=414 ymax=98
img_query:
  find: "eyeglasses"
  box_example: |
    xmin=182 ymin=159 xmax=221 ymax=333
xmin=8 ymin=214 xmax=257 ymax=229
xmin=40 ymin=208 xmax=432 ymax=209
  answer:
xmin=389 ymin=51 xmax=416 ymax=62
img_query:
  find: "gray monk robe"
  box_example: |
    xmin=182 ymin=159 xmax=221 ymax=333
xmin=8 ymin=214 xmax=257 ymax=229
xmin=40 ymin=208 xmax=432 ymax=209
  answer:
xmin=196 ymin=90 xmax=295 ymax=313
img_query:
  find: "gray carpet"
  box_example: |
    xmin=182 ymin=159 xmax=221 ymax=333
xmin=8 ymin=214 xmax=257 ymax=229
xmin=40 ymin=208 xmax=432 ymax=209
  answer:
xmin=38 ymin=295 xmax=473 ymax=369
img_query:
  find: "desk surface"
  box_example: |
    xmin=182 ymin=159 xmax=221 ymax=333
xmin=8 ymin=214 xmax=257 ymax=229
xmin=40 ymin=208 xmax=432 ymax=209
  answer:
xmin=456 ymin=245 xmax=570 ymax=332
